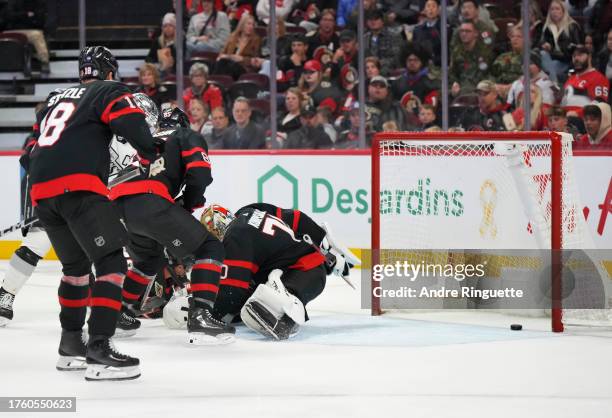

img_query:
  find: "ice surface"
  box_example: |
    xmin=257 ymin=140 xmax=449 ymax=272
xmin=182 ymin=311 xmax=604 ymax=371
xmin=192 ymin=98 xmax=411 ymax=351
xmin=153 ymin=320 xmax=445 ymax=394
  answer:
xmin=1 ymin=261 xmax=611 ymax=418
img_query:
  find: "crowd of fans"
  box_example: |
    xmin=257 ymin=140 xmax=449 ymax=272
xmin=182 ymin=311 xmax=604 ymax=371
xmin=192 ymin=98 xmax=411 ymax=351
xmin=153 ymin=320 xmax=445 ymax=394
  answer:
xmin=56 ymin=1 xmax=612 ymax=148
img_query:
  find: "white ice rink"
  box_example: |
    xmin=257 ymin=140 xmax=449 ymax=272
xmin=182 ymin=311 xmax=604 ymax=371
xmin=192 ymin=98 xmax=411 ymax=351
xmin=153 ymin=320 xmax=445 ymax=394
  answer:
xmin=1 ymin=260 xmax=612 ymax=418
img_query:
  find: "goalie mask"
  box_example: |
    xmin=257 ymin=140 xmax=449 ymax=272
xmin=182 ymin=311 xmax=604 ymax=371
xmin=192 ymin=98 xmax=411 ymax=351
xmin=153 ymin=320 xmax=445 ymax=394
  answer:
xmin=132 ymin=92 xmax=159 ymax=134
xmin=200 ymin=204 xmax=235 ymax=241
xmin=160 ymin=103 xmax=190 ymax=129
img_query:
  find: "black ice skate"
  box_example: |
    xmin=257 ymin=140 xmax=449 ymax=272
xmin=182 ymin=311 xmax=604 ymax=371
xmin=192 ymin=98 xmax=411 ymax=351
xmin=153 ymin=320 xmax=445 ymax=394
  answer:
xmin=0 ymin=288 xmax=15 ymax=327
xmin=115 ymin=309 xmax=141 ymax=338
xmin=56 ymin=330 xmax=87 ymax=371
xmin=187 ymin=303 xmax=236 ymax=346
xmin=85 ymin=336 xmax=140 ymax=381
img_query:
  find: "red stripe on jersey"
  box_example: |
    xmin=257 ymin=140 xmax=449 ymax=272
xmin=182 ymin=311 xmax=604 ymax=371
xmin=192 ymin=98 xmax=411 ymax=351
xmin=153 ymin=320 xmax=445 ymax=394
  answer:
xmin=276 ymin=207 xmax=282 ymax=219
xmin=31 ymin=173 xmax=109 ymax=206
xmin=90 ymin=297 xmax=122 ymax=311
xmin=107 ymin=107 xmax=144 ymax=122
xmin=109 ymin=180 xmax=174 ymax=203
xmin=224 ymin=260 xmax=259 ymax=273
xmin=122 ymin=289 xmax=140 ymax=301
xmin=220 ymin=278 xmax=250 ymax=289
xmin=193 ymin=263 xmax=222 ymax=273
xmin=185 ymin=161 xmax=211 ymax=170
xmin=126 ymin=269 xmax=152 ymax=285
xmin=58 ymin=296 xmax=89 ymax=308
xmin=292 ymin=210 xmax=300 ymax=232
xmin=96 ymin=273 xmax=124 ymax=287
xmin=190 ymin=283 xmax=219 ymax=293
xmin=25 ymin=139 xmax=37 ymax=149
xmin=181 ymin=147 xmax=207 ymax=157
xmin=100 ymin=93 xmax=134 ymax=124
xmin=289 ymin=251 xmax=326 ymax=271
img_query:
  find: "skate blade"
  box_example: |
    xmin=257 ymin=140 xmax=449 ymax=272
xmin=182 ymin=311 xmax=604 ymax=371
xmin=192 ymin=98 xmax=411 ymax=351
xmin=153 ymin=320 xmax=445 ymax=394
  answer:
xmin=84 ymin=364 xmax=141 ymax=381
xmin=187 ymin=332 xmax=235 ymax=346
xmin=56 ymin=355 xmax=87 ymax=371
xmin=114 ymin=328 xmax=137 ymax=338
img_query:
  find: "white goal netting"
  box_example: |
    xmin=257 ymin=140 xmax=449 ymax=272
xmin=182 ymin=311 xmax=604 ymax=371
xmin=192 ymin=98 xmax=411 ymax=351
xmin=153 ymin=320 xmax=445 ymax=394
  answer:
xmin=372 ymin=132 xmax=612 ymax=331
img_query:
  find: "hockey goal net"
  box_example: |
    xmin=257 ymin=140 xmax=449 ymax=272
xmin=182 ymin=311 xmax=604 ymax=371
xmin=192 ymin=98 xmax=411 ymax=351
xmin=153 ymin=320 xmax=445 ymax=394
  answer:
xmin=371 ymin=131 xmax=610 ymax=332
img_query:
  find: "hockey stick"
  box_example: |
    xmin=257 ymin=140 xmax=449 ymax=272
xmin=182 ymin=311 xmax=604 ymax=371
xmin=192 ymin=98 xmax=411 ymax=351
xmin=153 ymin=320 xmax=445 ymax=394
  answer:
xmin=108 ymin=166 xmax=141 ymax=188
xmin=302 ymin=233 xmax=358 ymax=290
xmin=0 ymin=217 xmax=39 ymax=238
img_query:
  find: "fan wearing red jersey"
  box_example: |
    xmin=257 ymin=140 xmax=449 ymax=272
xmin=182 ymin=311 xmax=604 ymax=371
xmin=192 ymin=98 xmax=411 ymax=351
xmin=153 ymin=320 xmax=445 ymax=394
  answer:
xmin=26 ymin=46 xmax=162 ymax=381
xmin=575 ymin=103 xmax=612 ymax=148
xmin=561 ymin=45 xmax=610 ymax=118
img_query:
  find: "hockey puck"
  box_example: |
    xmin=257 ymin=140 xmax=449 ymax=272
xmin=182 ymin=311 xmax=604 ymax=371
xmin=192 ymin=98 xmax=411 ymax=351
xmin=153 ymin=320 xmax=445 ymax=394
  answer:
xmin=510 ymin=324 xmax=523 ymax=331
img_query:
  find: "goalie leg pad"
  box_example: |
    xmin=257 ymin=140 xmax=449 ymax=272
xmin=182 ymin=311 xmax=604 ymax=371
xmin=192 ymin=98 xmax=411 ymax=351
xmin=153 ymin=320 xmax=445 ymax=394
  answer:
xmin=240 ymin=270 xmax=306 ymax=339
xmin=242 ymin=300 xmax=299 ymax=340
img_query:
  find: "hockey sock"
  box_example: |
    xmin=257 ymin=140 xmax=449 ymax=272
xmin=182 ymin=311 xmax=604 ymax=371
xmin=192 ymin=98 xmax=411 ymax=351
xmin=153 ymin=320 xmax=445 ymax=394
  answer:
xmin=88 ymin=273 xmax=125 ymax=337
xmin=1 ymin=246 xmax=43 ymax=295
xmin=122 ymin=268 xmax=155 ymax=307
xmin=58 ymin=275 xmax=90 ymax=331
xmin=190 ymin=258 xmax=222 ymax=308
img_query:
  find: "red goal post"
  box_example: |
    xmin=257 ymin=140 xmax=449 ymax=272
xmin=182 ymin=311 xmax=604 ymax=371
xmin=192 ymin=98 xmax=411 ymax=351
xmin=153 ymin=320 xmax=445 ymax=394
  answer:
xmin=371 ymin=131 xmax=574 ymax=332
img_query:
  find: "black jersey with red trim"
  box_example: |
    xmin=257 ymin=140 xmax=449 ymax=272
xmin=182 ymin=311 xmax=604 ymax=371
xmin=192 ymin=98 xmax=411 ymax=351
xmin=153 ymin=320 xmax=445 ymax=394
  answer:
xmin=109 ymin=126 xmax=212 ymax=212
xmin=220 ymin=204 xmax=326 ymax=292
xmin=28 ymin=80 xmax=158 ymax=204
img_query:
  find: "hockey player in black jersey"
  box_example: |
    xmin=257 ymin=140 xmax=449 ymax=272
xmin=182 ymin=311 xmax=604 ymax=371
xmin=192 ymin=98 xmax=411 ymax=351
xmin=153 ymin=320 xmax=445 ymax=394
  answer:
xmin=190 ymin=203 xmax=360 ymax=340
xmin=25 ymin=46 xmax=163 ymax=381
xmin=109 ymin=101 xmax=234 ymax=345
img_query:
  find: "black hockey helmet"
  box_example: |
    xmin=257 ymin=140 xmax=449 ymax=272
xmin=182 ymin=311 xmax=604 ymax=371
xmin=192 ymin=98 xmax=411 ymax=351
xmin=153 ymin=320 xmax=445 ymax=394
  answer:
xmin=159 ymin=104 xmax=190 ymax=129
xmin=78 ymin=46 xmax=118 ymax=81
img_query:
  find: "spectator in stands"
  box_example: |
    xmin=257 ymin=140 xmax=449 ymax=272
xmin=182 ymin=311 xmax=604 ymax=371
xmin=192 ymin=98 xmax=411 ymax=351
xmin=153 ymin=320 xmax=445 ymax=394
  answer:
xmin=224 ymin=97 xmax=266 ymax=149
xmin=450 ymin=21 xmax=494 ymax=96
xmin=205 ymin=106 xmax=232 ymax=149
xmin=590 ymin=0 xmax=612 ymax=53
xmin=538 ymin=0 xmax=584 ymax=84
xmin=575 ymin=102 xmax=612 ymax=147
xmin=186 ymin=0 xmax=231 ymax=56
xmin=298 ymin=59 xmax=342 ymax=110
xmin=506 ymin=51 xmax=556 ymax=110
xmin=145 ymin=13 xmax=177 ymax=77
xmin=278 ymin=87 xmax=303 ymax=134
xmin=331 ymin=30 xmax=359 ymax=80
xmin=337 ymin=0 xmax=358 ymax=28
xmin=546 ymin=105 xmax=581 ymax=138
xmin=461 ymin=79 xmax=512 ymax=131
xmin=279 ymin=33 xmax=309 ymax=89
xmin=346 ymin=0 xmax=378 ymax=31
xmin=284 ymin=104 xmax=333 ymax=149
xmin=516 ymin=0 xmax=544 ymax=43
xmin=1 ymin=0 xmax=50 ymax=73
xmin=412 ymin=0 xmax=443 ymax=67
xmin=183 ymin=62 xmax=224 ymax=118
xmin=364 ymin=9 xmax=402 ymax=76
xmin=136 ymin=63 xmax=169 ymax=108
xmin=215 ymin=13 xmax=263 ymax=79
xmin=392 ymin=44 xmax=440 ymax=118
xmin=451 ymin=0 xmax=496 ymax=51
xmin=189 ymin=97 xmax=212 ymax=135
xmin=561 ymin=44 xmax=609 ymax=117
xmin=336 ymin=102 xmax=372 ymax=148
xmin=365 ymin=56 xmax=382 ymax=82
xmin=594 ymin=28 xmax=612 ymax=80
xmin=337 ymin=64 xmax=358 ymax=115
xmin=261 ymin=19 xmax=292 ymax=59
xmin=256 ymin=0 xmax=298 ymax=25
xmin=491 ymin=25 xmax=526 ymax=86
xmin=511 ymin=84 xmax=549 ymax=130
xmin=366 ymin=75 xmax=412 ymax=132
xmin=380 ymin=0 xmax=422 ymax=26
xmin=316 ymin=106 xmax=337 ymax=142
xmin=306 ymin=9 xmax=340 ymax=60
xmin=418 ymin=104 xmax=440 ymax=131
